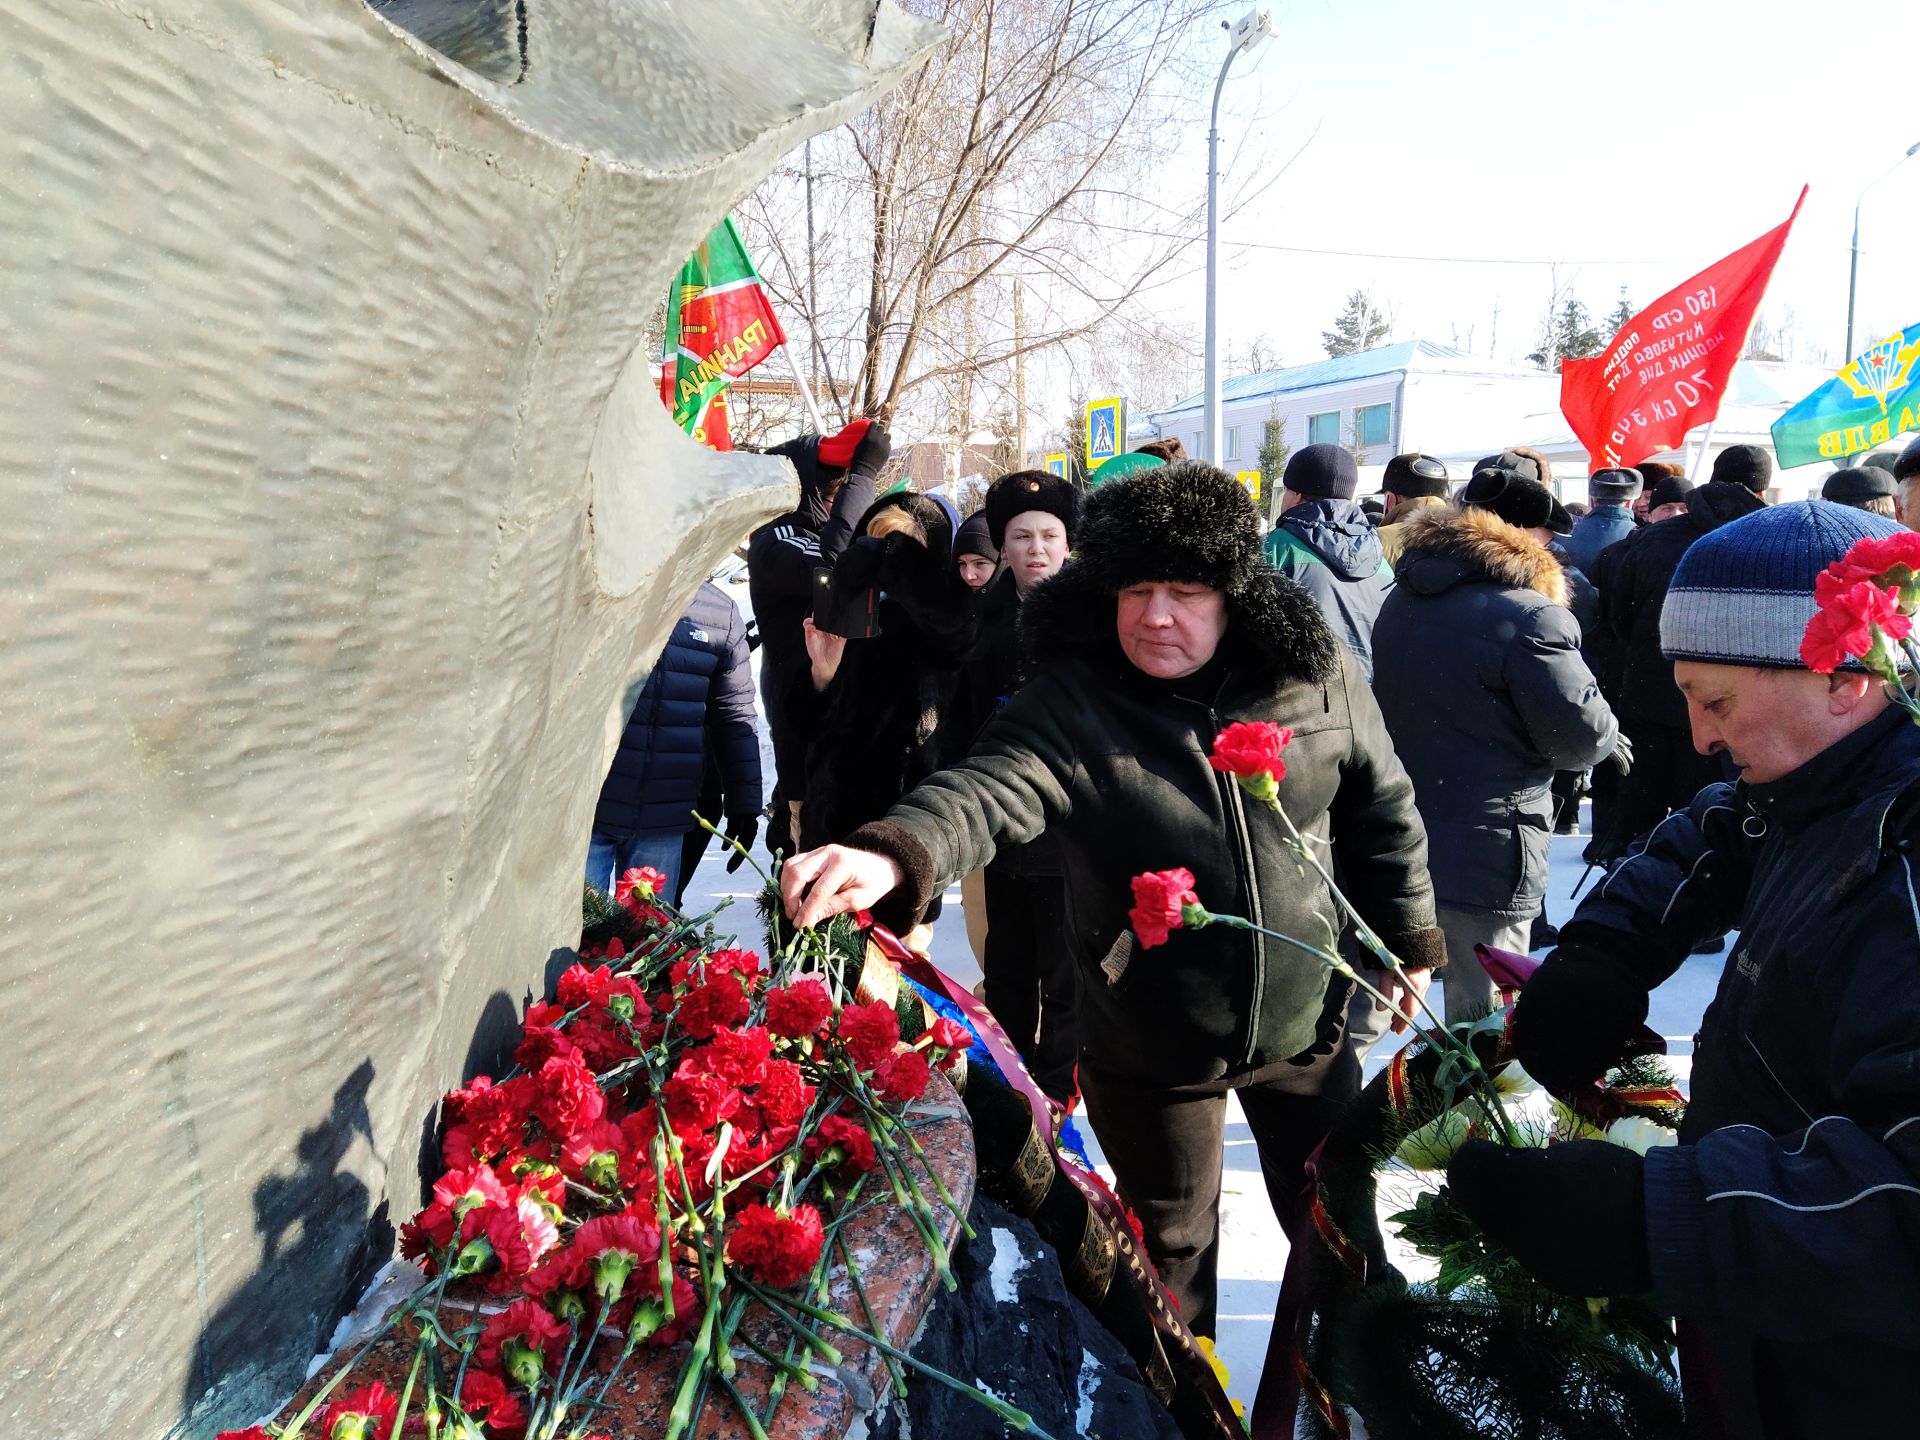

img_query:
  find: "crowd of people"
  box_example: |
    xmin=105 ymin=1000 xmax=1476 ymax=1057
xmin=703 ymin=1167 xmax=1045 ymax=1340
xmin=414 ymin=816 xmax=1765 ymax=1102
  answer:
xmin=589 ymin=416 xmax=1920 ymax=1436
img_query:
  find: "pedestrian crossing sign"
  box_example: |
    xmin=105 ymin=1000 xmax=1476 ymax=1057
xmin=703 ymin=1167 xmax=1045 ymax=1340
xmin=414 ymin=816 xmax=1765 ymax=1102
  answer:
xmin=1085 ymin=397 xmax=1124 ymax=470
xmin=1045 ymin=453 xmax=1068 ymax=478
xmin=1238 ymin=470 xmax=1262 ymax=503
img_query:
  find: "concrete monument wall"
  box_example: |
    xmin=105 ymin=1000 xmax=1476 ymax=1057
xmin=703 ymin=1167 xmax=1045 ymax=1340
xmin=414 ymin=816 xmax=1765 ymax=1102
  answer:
xmin=0 ymin=2 xmax=938 ymax=1435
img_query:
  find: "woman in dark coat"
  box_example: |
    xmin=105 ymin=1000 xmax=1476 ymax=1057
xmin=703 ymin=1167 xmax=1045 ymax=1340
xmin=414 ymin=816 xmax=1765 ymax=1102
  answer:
xmin=781 ymin=462 xmax=1444 ymax=1337
xmin=792 ymin=490 xmax=975 ymax=855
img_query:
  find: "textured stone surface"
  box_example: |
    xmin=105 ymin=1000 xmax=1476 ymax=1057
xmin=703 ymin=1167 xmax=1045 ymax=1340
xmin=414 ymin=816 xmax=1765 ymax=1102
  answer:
xmin=0 ymin=3 xmax=939 ymax=1437
xmin=283 ymin=1074 xmax=975 ymax=1439
xmin=868 ymin=1196 xmax=1184 ymax=1440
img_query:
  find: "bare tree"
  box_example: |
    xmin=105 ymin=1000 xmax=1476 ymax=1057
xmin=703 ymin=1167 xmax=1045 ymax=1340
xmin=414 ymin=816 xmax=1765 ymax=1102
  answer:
xmin=742 ymin=0 xmax=1274 ymax=437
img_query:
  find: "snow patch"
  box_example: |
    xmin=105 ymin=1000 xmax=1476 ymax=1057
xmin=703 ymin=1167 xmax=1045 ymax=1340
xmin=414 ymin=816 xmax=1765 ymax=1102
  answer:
xmin=987 ymin=1225 xmax=1028 ymax=1305
xmin=1076 ymin=1348 xmax=1102 ymax=1432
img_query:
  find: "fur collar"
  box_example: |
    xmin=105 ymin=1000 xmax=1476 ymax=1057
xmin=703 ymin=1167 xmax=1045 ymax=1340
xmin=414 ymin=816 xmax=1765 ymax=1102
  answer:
xmin=1397 ymin=504 xmax=1569 ymax=606
xmin=1017 ymin=560 xmax=1340 ymax=686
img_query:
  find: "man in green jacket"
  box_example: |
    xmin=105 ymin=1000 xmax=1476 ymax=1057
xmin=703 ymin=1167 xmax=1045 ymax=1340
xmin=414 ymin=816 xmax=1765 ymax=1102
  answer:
xmin=783 ymin=462 xmax=1444 ymax=1336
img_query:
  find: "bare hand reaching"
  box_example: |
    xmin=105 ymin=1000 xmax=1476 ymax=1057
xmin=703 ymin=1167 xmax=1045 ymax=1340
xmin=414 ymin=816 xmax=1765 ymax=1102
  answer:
xmin=802 ymin=616 xmax=847 ymax=692
xmin=780 ymin=845 xmax=905 ymax=930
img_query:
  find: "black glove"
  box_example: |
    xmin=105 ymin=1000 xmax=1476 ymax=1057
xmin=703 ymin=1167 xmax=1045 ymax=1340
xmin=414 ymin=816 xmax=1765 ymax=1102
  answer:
xmin=849 ymin=421 xmax=892 ymax=478
xmin=1447 ymin=1139 xmax=1651 ymax=1297
xmin=723 ymin=813 xmax=759 ymax=872
xmin=1511 ymin=948 xmax=1649 ymax=1095
xmin=1608 ymin=731 xmax=1635 ymax=776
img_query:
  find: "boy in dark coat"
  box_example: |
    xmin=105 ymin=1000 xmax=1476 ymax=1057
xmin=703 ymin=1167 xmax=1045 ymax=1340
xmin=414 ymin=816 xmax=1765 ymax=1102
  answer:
xmin=589 ymin=580 xmax=761 ymax=895
xmin=1451 ymin=500 xmax=1920 ymax=1440
xmin=1261 ymin=444 xmax=1393 ymax=678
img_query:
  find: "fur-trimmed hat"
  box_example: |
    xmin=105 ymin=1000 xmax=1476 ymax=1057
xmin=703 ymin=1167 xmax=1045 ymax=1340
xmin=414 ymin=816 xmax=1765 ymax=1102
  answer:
xmin=1133 ymin=437 xmax=1186 ymax=463
xmin=984 ymin=469 xmax=1078 ymax=548
xmin=1475 ymin=446 xmax=1554 ymax=488
xmin=1636 ymin=459 xmax=1684 ymax=489
xmin=1072 ymin=460 xmax=1264 ymax=594
xmin=1588 ymin=467 xmax=1643 ymax=503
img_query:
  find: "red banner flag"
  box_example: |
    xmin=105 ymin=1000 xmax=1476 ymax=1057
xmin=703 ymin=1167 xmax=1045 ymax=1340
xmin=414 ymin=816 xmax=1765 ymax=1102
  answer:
xmin=1560 ymin=187 xmax=1806 ymax=469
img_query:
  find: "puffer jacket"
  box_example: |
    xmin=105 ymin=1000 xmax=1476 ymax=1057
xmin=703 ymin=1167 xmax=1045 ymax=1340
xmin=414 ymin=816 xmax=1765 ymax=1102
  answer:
xmin=1261 ymin=497 xmax=1393 ymax=678
xmin=593 ymin=580 xmax=761 ymax=838
xmin=848 ymin=562 xmax=1444 ymax=1088
xmin=746 ymin=435 xmax=880 ymax=795
xmin=1560 ymin=501 xmax=1636 ymax=577
xmin=1542 ymin=705 xmax=1920 ymax=1438
xmin=1373 ymin=507 xmax=1616 ymax=918
xmin=1599 ymin=482 xmax=1764 ymax=729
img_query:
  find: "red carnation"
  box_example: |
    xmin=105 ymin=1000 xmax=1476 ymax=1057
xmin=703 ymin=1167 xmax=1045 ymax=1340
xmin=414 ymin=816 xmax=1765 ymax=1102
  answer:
xmin=663 ymin=1059 xmax=743 ymax=1132
xmin=805 ymin=1114 xmax=877 ymax=1176
xmin=614 ymin=866 xmax=668 ymax=908
xmin=477 ymin=1298 xmax=569 ymax=1382
xmin=571 ymin=1213 xmax=662 ymax=1305
xmin=875 ymin=1047 xmax=932 ymax=1102
xmin=920 ymin=1017 xmax=972 ymax=1069
xmin=764 ymin=978 xmax=834 ymax=1039
xmin=691 ymin=1025 xmax=774 ymax=1088
xmin=399 ymin=1202 xmax=455 ymax=1266
xmin=674 ymin=974 xmax=753 ymax=1039
xmin=1129 ymin=868 xmax=1200 ymax=949
xmin=557 ymin=962 xmax=614 ymax=1009
xmin=1801 ymin=576 xmax=1912 ymax=674
xmin=459 ymin=1370 xmax=527 ymax=1433
xmin=1208 ymin=721 xmax=1291 ymax=805
xmin=216 ymin=1430 xmax=273 ymax=1440
xmin=727 ymin=1202 xmax=826 ymax=1289
xmin=319 ymin=1381 xmax=399 ymax=1440
xmin=706 ymin=948 xmax=764 ymax=985
xmin=557 ymin=1119 xmax=629 ymax=1189
xmin=532 ymin=1051 xmax=605 ymax=1142
xmin=1834 ymin=531 xmax=1920 ymax=592
xmin=837 ymin=1000 xmax=901 ymax=1071
xmin=751 ymin=1057 xmax=816 ymax=1127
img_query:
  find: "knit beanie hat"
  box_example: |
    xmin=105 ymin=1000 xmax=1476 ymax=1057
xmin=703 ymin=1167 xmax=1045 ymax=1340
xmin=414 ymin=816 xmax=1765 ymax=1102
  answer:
xmin=1660 ymin=501 xmax=1908 ymax=669
xmin=1897 ymin=436 xmax=1920 ymax=483
xmin=1649 ymin=474 xmax=1695 ymax=511
xmin=1822 ymin=465 xmax=1897 ymax=506
xmin=954 ymin=510 xmax=997 ymax=564
xmin=1283 ymin=443 xmax=1359 ymax=500
xmin=984 ymin=469 xmax=1079 ymax=548
xmin=1381 ymin=452 xmax=1450 ymax=499
xmin=1075 ymin=460 xmax=1262 ymax=594
xmin=1588 ymin=467 xmax=1643 ymax=503
xmin=1710 ymin=443 xmax=1773 ymax=493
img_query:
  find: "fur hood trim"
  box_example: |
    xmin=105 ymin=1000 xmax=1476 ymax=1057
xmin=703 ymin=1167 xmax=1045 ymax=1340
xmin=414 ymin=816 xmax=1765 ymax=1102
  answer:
xmin=1397 ymin=504 xmax=1569 ymax=606
xmin=1018 ymin=559 xmax=1341 ymax=685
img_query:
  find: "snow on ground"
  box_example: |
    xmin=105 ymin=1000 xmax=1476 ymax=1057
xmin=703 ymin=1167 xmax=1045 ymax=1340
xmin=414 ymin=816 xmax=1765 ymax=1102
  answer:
xmin=676 ymin=572 xmax=1726 ymax=1416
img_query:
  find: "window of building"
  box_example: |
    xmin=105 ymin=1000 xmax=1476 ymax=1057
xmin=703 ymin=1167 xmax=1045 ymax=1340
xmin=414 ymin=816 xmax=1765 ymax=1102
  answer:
xmin=1225 ymin=426 xmax=1240 ymax=460
xmin=1356 ymin=403 xmax=1392 ymax=448
xmin=1307 ymin=411 xmax=1339 ymax=447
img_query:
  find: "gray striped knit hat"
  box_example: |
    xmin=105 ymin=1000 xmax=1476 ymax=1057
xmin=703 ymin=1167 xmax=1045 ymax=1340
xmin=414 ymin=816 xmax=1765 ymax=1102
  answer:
xmin=1660 ymin=500 xmax=1910 ymax=670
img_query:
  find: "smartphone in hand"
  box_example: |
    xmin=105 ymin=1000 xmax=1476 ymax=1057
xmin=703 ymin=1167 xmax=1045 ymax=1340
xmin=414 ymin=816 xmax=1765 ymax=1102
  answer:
xmin=811 ymin=565 xmax=879 ymax=639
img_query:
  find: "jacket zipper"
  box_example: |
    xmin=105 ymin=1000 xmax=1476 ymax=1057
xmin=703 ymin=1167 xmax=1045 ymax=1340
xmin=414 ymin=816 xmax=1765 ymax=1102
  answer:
xmin=1207 ymin=704 xmax=1268 ymax=1068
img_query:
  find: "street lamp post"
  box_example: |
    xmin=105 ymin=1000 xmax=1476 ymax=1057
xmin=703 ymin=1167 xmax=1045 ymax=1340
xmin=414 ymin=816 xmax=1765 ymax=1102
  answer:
xmin=1205 ymin=9 xmax=1274 ymax=467
xmin=1845 ymin=140 xmax=1920 ymax=363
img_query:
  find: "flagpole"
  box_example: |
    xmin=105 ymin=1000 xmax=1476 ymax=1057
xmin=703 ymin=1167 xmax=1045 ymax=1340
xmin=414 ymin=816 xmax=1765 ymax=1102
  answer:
xmin=1686 ymin=419 xmax=1717 ymax=481
xmin=779 ymin=343 xmax=830 ymax=436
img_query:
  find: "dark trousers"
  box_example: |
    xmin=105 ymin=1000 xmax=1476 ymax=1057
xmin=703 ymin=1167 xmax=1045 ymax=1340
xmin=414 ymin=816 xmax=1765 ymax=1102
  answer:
xmin=1078 ymin=1036 xmax=1357 ymax=1338
xmin=1599 ymin=722 xmax=1728 ymax=859
xmin=981 ymin=863 xmax=1079 ymax=1103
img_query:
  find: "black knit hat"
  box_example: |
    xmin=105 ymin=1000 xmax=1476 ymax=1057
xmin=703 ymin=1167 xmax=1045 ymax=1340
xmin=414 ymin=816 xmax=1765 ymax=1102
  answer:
xmin=954 ymin=510 xmax=997 ymax=563
xmin=984 ymin=469 xmax=1078 ymax=548
xmin=1897 ymin=436 xmax=1920 ymax=483
xmin=1381 ymin=452 xmax=1450 ymax=499
xmin=1588 ymin=467 xmax=1643 ymax=503
xmin=1822 ymin=465 xmax=1897 ymax=505
xmin=1282 ymin=443 xmax=1359 ymax=500
xmin=1073 ymin=460 xmax=1262 ymax=594
xmin=1710 ymin=443 xmax=1773 ymax=493
xmin=1649 ymin=474 xmax=1696 ymax=510
xmin=1461 ymin=464 xmax=1573 ymax=536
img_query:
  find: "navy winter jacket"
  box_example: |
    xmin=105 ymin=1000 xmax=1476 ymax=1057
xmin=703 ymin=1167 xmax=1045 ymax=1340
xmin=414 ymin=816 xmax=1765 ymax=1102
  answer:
xmin=593 ymin=581 xmax=762 ymax=838
xmin=1260 ymin=498 xmax=1392 ymax=678
xmin=1560 ymin=502 xmax=1636 ymax=577
xmin=1546 ymin=706 xmax=1920 ymax=1437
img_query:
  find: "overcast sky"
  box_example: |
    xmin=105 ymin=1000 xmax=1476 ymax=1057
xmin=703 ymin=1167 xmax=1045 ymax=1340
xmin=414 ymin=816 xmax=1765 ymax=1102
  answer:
xmin=1133 ymin=0 xmax=1920 ymax=380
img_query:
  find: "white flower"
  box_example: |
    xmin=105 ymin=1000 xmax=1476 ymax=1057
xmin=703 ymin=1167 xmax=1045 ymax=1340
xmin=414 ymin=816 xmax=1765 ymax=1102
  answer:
xmin=1395 ymin=1109 xmax=1473 ymax=1171
xmin=1604 ymin=1115 xmax=1679 ymax=1156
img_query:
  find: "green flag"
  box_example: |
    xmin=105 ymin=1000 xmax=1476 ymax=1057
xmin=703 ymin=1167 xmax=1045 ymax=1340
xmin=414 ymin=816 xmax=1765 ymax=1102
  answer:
xmin=658 ymin=217 xmax=788 ymax=450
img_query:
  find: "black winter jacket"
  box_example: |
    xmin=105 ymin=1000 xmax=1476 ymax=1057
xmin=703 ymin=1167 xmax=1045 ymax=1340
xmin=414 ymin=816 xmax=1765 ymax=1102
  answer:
xmin=746 ymin=437 xmax=879 ymax=795
xmin=792 ymin=501 xmax=976 ymax=851
xmin=593 ymin=581 xmax=762 ymax=838
xmin=1547 ymin=706 xmax=1920 ymax=1438
xmin=851 ymin=563 xmax=1445 ymax=1087
xmin=1599 ymin=483 xmax=1764 ymax=730
xmin=1374 ymin=508 xmax=1617 ymax=918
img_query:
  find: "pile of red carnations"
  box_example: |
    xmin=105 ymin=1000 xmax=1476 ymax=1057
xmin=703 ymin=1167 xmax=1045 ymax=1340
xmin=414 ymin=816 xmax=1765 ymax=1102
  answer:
xmin=218 ymin=864 xmax=1030 ymax=1440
